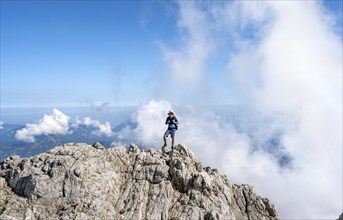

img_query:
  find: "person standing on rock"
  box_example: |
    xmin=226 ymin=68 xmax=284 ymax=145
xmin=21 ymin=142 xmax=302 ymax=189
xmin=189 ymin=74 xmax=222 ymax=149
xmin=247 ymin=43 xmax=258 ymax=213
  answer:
xmin=163 ymin=110 xmax=179 ymax=149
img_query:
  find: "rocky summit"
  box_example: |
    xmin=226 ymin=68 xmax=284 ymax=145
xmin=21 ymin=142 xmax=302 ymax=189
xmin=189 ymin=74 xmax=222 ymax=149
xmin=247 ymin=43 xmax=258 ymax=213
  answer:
xmin=0 ymin=142 xmax=278 ymax=220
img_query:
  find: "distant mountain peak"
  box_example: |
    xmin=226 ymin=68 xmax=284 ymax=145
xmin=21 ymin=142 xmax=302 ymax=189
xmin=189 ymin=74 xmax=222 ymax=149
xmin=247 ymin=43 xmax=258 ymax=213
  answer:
xmin=0 ymin=142 xmax=278 ymax=219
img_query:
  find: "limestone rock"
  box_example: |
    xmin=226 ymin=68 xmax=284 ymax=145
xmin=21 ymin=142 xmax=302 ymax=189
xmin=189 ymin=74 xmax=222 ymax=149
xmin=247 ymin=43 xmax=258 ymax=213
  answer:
xmin=0 ymin=143 xmax=278 ymax=220
xmin=92 ymin=142 xmax=105 ymax=149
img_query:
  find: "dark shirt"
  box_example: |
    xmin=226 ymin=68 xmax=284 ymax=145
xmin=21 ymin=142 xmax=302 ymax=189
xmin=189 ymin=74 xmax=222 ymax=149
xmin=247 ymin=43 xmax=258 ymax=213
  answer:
xmin=166 ymin=116 xmax=178 ymax=130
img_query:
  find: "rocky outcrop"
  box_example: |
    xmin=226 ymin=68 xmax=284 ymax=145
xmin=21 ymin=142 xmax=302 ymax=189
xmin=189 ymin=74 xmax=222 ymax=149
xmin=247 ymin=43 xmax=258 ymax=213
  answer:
xmin=0 ymin=143 xmax=278 ymax=220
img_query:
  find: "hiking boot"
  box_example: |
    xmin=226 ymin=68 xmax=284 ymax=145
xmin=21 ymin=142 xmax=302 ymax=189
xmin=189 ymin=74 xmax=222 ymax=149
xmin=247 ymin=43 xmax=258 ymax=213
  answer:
xmin=162 ymin=143 xmax=167 ymax=148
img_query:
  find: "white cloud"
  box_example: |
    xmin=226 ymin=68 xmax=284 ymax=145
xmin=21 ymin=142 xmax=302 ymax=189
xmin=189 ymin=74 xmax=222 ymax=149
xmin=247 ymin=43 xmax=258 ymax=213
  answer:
xmin=120 ymin=1 xmax=342 ymax=218
xmin=0 ymin=121 xmax=4 ymax=129
xmin=157 ymin=1 xmax=220 ymax=107
xmin=225 ymin=2 xmax=342 ymax=218
xmin=75 ymin=116 xmax=113 ymax=137
xmin=112 ymin=100 xmax=172 ymax=147
xmin=15 ymin=109 xmax=70 ymax=142
xmin=160 ymin=2 xmax=215 ymax=85
xmin=15 ymin=108 xmax=114 ymax=142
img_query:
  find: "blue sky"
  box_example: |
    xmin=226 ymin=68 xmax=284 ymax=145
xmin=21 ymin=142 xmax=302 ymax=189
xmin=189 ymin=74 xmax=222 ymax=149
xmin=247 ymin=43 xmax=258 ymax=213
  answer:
xmin=1 ymin=1 xmax=176 ymax=107
xmin=1 ymin=0 xmax=342 ymax=108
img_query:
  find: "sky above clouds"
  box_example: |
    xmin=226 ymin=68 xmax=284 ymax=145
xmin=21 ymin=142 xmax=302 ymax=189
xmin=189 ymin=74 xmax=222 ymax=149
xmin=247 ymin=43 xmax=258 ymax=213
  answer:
xmin=1 ymin=0 xmax=342 ymax=219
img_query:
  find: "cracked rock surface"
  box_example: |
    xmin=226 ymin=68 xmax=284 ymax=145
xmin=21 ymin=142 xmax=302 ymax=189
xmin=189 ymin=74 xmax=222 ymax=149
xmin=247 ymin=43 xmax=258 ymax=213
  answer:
xmin=0 ymin=143 xmax=278 ymax=220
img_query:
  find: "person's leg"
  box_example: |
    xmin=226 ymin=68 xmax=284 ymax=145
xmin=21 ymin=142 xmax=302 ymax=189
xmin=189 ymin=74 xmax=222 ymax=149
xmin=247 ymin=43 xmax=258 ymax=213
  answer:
xmin=163 ymin=130 xmax=170 ymax=147
xmin=171 ymin=129 xmax=175 ymax=149
xmin=163 ymin=135 xmax=167 ymax=146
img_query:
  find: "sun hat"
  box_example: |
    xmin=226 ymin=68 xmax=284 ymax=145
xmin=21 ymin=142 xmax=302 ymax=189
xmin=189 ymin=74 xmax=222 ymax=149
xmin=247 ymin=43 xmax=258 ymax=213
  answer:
xmin=168 ymin=110 xmax=174 ymax=115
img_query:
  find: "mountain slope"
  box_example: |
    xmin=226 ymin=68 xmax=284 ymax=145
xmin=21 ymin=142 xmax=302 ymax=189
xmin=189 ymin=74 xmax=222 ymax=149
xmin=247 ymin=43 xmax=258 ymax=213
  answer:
xmin=0 ymin=143 xmax=278 ymax=220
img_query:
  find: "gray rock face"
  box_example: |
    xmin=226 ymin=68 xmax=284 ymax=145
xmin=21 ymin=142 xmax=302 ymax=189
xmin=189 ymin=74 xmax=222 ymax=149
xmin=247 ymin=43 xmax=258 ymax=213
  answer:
xmin=0 ymin=143 xmax=278 ymax=220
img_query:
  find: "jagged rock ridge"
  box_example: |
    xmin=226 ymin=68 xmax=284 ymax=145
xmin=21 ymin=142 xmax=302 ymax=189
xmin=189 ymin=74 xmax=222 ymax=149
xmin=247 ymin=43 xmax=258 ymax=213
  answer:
xmin=0 ymin=143 xmax=278 ymax=220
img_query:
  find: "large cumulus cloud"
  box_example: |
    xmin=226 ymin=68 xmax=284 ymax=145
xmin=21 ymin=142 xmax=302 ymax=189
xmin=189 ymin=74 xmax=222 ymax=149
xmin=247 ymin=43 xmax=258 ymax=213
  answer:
xmin=15 ymin=109 xmax=70 ymax=142
xmin=15 ymin=109 xmax=114 ymax=142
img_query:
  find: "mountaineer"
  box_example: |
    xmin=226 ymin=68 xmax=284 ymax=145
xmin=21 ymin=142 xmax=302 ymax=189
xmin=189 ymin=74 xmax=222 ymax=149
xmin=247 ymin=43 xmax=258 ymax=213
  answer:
xmin=163 ymin=110 xmax=179 ymax=149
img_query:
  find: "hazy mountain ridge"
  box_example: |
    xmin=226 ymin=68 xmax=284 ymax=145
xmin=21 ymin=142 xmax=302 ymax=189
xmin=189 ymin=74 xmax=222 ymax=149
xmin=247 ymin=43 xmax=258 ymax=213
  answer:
xmin=0 ymin=121 xmax=137 ymax=160
xmin=0 ymin=142 xmax=278 ymax=220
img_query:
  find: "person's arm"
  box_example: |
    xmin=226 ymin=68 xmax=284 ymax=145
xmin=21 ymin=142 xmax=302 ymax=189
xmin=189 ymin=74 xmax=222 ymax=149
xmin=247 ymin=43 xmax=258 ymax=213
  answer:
xmin=165 ymin=117 xmax=170 ymax=125
xmin=173 ymin=117 xmax=179 ymax=124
